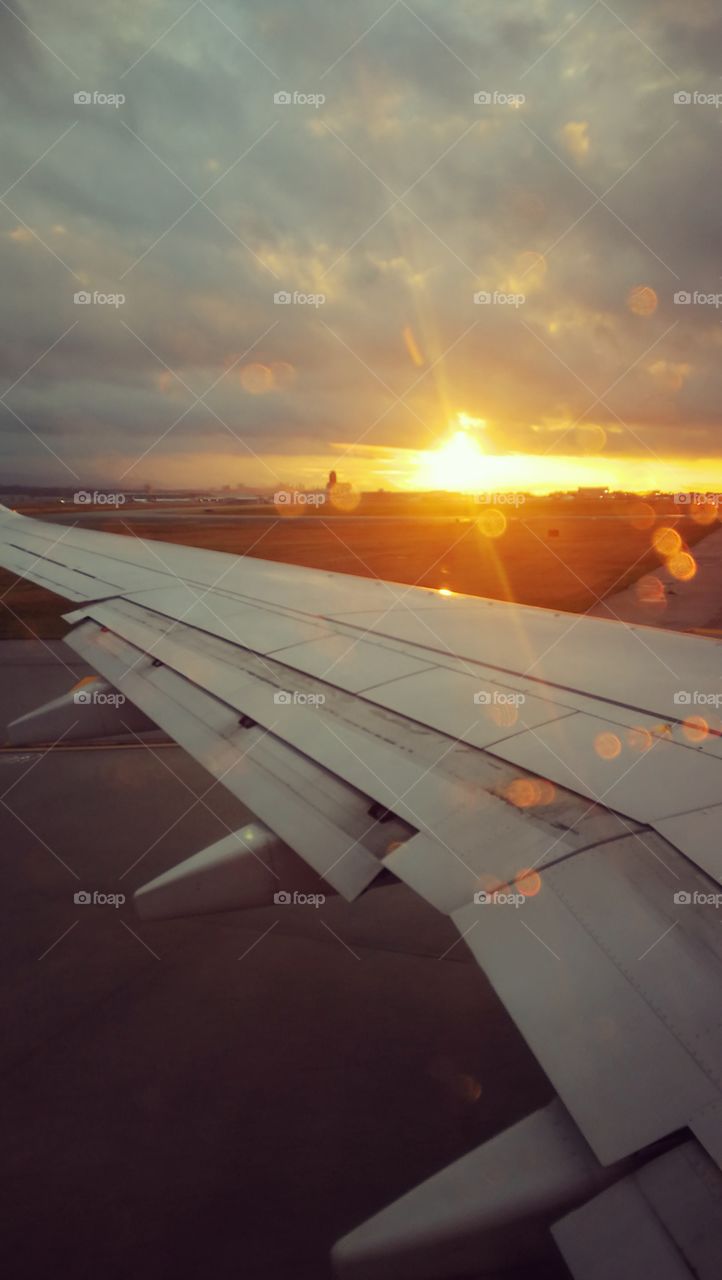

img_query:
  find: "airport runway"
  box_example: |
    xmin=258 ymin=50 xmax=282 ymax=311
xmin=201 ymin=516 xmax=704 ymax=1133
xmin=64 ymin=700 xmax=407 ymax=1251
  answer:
xmin=589 ymin=522 xmax=722 ymax=631
xmin=1 ymin=641 xmax=567 ymax=1280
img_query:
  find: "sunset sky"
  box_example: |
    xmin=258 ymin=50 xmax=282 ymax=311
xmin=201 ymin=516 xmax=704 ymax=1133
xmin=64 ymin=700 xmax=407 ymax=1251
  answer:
xmin=2 ymin=0 xmax=722 ymax=492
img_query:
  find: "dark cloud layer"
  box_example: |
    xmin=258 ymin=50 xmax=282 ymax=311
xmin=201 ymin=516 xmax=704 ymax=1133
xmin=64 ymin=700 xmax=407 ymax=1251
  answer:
xmin=1 ymin=0 xmax=722 ymax=485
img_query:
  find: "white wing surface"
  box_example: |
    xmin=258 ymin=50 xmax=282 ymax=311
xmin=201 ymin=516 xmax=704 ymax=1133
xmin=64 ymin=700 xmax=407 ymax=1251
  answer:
xmin=3 ymin=502 xmax=722 ymax=1278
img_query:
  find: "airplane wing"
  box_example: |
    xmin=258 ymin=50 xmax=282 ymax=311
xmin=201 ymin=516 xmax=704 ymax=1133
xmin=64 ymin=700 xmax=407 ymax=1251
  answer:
xmin=2 ymin=502 xmax=722 ymax=1279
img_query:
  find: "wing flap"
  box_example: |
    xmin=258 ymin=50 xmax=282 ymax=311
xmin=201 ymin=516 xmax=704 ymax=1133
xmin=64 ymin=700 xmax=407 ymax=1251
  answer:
xmin=62 ymin=602 xmax=525 ymax=838
xmin=453 ymin=830 xmax=722 ymax=1166
xmin=553 ymin=1142 xmax=722 ymax=1280
xmin=488 ymin=711 xmax=722 ymax=823
xmin=63 ymin=620 xmax=394 ymax=898
xmin=653 ymin=807 xmax=722 ymax=889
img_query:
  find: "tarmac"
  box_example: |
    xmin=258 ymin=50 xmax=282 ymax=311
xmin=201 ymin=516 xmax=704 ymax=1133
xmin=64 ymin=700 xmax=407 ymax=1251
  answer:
xmin=589 ymin=522 xmax=722 ymax=631
xmin=1 ymin=640 xmax=566 ymax=1280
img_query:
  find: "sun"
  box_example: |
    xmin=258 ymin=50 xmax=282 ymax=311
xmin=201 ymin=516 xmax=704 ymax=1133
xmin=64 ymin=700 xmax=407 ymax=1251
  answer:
xmin=415 ymin=426 xmax=488 ymax=491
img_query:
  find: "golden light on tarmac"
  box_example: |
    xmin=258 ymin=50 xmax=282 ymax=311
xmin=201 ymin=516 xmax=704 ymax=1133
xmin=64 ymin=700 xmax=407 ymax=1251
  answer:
xmin=635 ymin=574 xmax=666 ymax=607
xmin=690 ymin=501 xmax=718 ymax=526
xmin=682 ymin=716 xmax=708 ymax=744
xmin=652 ymin=526 xmax=682 ymax=557
xmin=515 ymin=868 xmax=542 ymax=897
xmin=477 ymin=508 xmax=507 ymax=538
xmin=437 ymin=587 xmax=454 ymax=597
xmin=628 ymin=501 xmax=655 ymax=531
xmin=594 ymin=731 xmax=622 ymax=760
xmin=328 ymin=485 xmax=361 ymax=513
xmin=628 ymin=725 xmax=654 ymax=753
xmin=667 ymin=550 xmax=697 ymax=581
xmin=627 ymin=284 xmax=658 ymax=316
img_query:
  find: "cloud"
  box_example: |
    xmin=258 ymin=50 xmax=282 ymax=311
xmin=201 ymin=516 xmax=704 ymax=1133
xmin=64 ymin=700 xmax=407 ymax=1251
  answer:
xmin=1 ymin=0 xmax=722 ymax=484
xmin=560 ymin=121 xmax=590 ymax=161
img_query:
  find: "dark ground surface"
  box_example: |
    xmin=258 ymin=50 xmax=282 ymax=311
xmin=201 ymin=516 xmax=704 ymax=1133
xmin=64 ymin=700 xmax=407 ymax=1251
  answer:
xmin=1 ymin=642 xmax=569 ymax=1280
